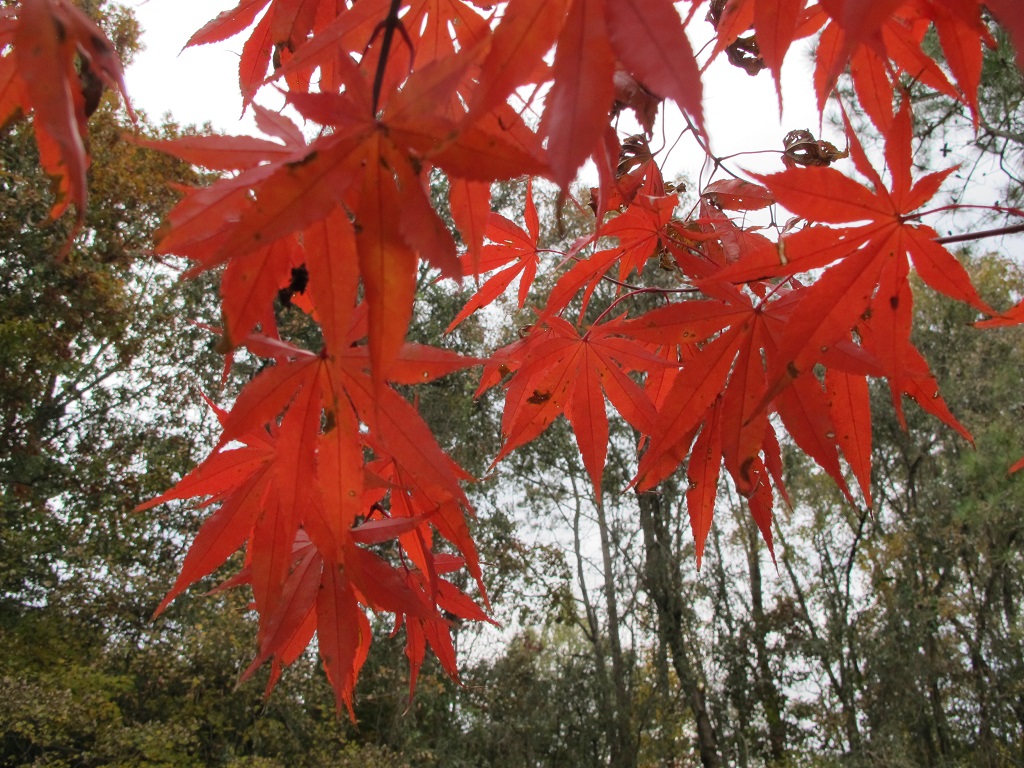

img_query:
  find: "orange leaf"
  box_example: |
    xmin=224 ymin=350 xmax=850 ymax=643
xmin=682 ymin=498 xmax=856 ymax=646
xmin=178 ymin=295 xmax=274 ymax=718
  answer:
xmin=541 ymin=0 xmax=616 ymax=187
xmin=826 ymin=367 xmax=873 ymax=507
xmin=605 ymin=0 xmax=704 ymax=134
xmin=186 ymin=0 xmax=270 ymax=48
xmin=317 ymin=563 xmax=367 ymax=719
xmin=686 ymin=399 xmax=723 ymax=570
xmin=470 ymin=0 xmax=571 ymax=119
xmin=702 ymin=179 xmax=775 ymax=211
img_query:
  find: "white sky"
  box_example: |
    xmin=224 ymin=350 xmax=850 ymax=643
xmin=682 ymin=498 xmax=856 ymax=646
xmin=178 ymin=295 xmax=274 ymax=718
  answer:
xmin=126 ymin=1 xmax=263 ymax=131
xmin=123 ymin=1 xmax=1023 ymax=252
xmin=124 ymin=1 xmax=825 ymax=185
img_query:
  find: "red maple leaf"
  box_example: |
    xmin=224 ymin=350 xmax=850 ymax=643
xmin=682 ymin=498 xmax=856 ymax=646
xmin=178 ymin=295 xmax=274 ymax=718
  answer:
xmin=544 ymin=189 xmax=679 ymax=316
xmin=716 ymin=103 xmax=992 ymax=400
xmin=481 ymin=315 xmax=660 ymax=501
xmin=615 ymin=286 xmax=818 ymax=562
xmin=137 ymin=321 xmax=484 ymax=711
xmin=448 ymin=180 xmax=549 ymax=331
xmin=814 ymin=0 xmax=993 ymax=129
xmin=17 ymin=0 xmax=1012 ymax=717
xmin=472 ymin=0 xmax=704 ymax=188
xmin=2 ymin=0 xmax=132 ymax=231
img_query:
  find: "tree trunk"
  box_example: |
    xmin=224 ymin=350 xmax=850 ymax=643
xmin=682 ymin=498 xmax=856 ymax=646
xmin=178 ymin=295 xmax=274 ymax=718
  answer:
xmin=595 ymin=498 xmax=638 ymax=768
xmin=570 ymin=470 xmax=634 ymax=768
xmin=638 ymin=489 xmax=722 ymax=768
xmin=743 ymin=517 xmax=788 ymax=764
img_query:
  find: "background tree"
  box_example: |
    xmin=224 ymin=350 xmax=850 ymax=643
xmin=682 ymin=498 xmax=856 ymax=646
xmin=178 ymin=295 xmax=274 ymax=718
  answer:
xmin=4 ymin=2 xmax=1024 ymax=766
xmin=774 ymin=255 xmax=1024 ymax=766
xmin=0 ymin=6 xmax=443 ymax=764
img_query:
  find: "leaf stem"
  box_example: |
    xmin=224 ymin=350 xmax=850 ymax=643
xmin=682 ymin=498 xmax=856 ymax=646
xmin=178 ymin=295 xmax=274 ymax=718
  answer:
xmin=934 ymin=223 xmax=1024 ymax=245
xmin=914 ymin=203 xmax=1024 ymax=218
xmin=591 ymin=287 xmax=673 ymax=328
xmin=371 ymin=0 xmax=405 ymax=115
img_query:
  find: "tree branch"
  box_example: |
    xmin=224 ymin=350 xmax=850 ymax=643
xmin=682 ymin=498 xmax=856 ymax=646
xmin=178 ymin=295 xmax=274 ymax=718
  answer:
xmin=934 ymin=223 xmax=1024 ymax=244
xmin=370 ymin=0 xmax=408 ymax=115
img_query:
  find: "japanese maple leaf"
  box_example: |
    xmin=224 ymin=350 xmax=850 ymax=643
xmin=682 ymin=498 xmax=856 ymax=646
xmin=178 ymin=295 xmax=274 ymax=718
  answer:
xmin=447 ymin=179 xmax=547 ymax=331
xmin=447 ymin=178 xmax=492 ymax=272
xmin=140 ymin=328 xmax=484 ymax=709
xmin=613 ymin=282 xmax=869 ymax=560
xmin=372 ymin=460 xmax=485 ymax=595
xmin=814 ymin=0 xmax=992 ymax=128
xmin=715 ymin=103 xmax=993 ymax=400
xmin=260 ymin=0 xmax=494 ymax=101
xmin=471 ymin=0 xmax=704 ymax=187
xmin=976 ymin=298 xmax=1024 ymax=331
xmin=154 ymin=55 xmax=542 ymax=380
xmin=544 ymin=190 xmax=679 ymax=316
xmin=618 ymin=290 xmax=767 ymax=495
xmin=332 ymin=337 xmax=481 ymax=510
xmin=329 ymin=325 xmax=484 ymax=594
xmin=150 ymin=161 xmax=335 ymax=347
xmin=138 ymin=106 xmax=311 ymax=313
xmin=136 ymin=423 xmax=277 ymax=617
xmin=701 ymin=179 xmax=775 ymax=212
xmin=481 ymin=315 xmax=660 ymax=501
xmin=184 ymin=0 xmax=269 ymax=50
xmin=228 ymin=525 xmax=483 ymax=716
xmin=226 ymin=532 xmax=437 ymax=718
xmin=602 ymin=192 xmax=680 ymax=280
xmin=186 ymin=0 xmax=349 ymax=101
xmin=857 ymin=294 xmax=973 ymax=445
xmin=136 ymin=341 xmax=336 ymax=663
xmin=236 ymin=325 xmax=481 ymax=551
xmin=254 ymin=61 xmax=540 ymax=383
xmin=681 ymin=397 xmax=782 ymax=566
xmin=246 ymin=336 xmax=482 ymax=710
xmin=392 ymin=553 xmax=497 ymax=698
xmin=2 ymin=0 xmax=132 ymax=227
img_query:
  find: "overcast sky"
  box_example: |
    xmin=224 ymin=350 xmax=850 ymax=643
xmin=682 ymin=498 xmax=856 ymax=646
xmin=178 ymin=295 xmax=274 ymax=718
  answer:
xmin=123 ymin=1 xmax=825 ymax=186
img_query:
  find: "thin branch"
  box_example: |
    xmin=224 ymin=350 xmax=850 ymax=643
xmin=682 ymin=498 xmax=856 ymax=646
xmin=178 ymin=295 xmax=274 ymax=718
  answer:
xmin=934 ymin=222 xmax=1024 ymax=244
xmin=370 ymin=0 xmax=408 ymax=115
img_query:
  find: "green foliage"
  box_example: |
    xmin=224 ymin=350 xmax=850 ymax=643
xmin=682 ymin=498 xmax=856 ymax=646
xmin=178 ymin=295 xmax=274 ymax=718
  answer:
xmin=4 ymin=4 xmax=1024 ymax=766
xmin=778 ymin=255 xmax=1024 ymax=766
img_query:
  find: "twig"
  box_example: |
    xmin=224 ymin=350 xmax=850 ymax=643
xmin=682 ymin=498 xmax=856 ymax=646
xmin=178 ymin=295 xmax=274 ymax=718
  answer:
xmin=934 ymin=223 xmax=1024 ymax=244
xmin=370 ymin=0 xmax=407 ymax=115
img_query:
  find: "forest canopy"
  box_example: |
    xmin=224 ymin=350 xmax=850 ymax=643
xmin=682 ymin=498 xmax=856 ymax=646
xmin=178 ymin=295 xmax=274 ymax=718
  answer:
xmin=2 ymin=2 xmax=1024 ymax=764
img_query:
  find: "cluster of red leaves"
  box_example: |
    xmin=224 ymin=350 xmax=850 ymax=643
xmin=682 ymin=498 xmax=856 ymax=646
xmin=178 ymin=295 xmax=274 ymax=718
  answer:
xmin=1 ymin=0 xmax=133 ymax=232
xmin=8 ymin=0 xmax=1024 ymax=711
